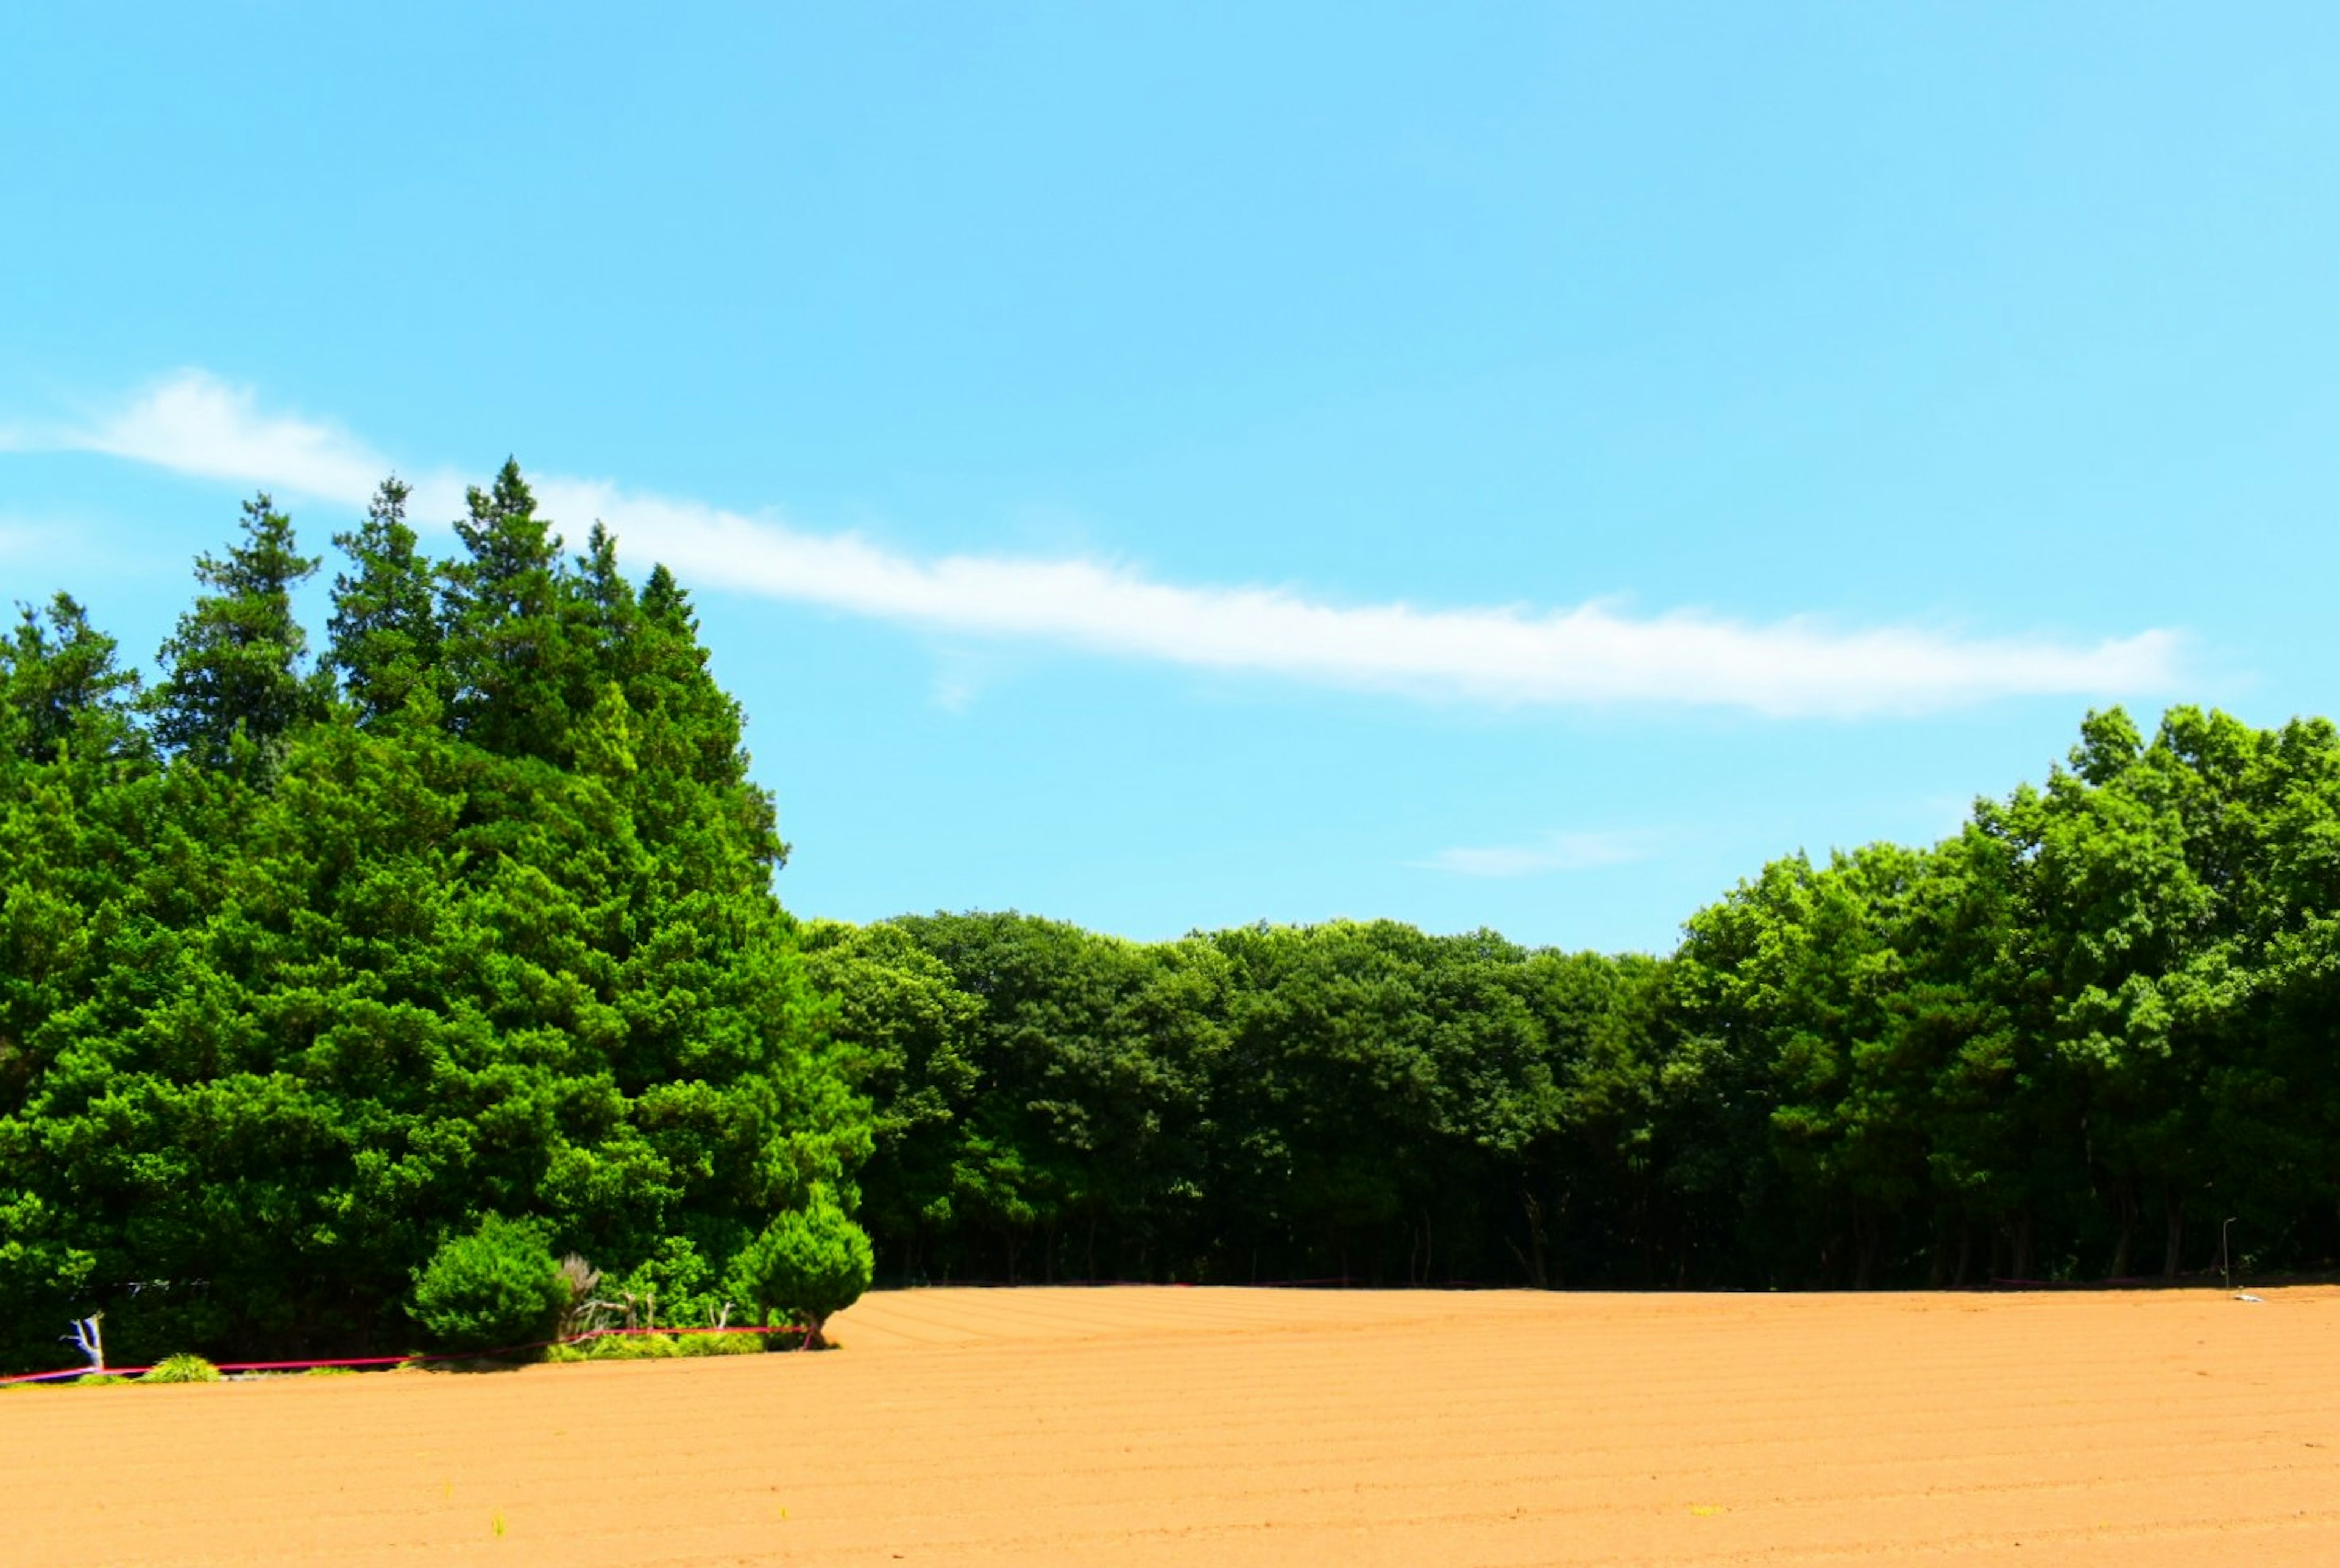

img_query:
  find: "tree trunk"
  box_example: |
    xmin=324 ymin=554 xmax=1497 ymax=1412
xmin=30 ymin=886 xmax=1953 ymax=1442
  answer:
xmin=2161 ymin=1188 xmax=2185 ymax=1279
xmin=2108 ymin=1179 xmax=2138 ymax=1280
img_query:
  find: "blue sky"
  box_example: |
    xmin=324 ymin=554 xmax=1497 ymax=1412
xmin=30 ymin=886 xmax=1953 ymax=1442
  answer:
xmin=4 ymin=3 xmax=2335 ymax=952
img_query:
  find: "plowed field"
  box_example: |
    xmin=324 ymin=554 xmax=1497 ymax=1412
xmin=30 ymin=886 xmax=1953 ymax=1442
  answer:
xmin=7 ymin=1285 xmax=2338 ymax=1566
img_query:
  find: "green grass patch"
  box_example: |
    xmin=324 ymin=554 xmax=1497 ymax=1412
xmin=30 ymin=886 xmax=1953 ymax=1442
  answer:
xmin=674 ymin=1331 xmax=769 ymax=1357
xmin=587 ymin=1333 xmax=681 ymax=1360
xmin=144 ymin=1353 xmax=223 ymax=1384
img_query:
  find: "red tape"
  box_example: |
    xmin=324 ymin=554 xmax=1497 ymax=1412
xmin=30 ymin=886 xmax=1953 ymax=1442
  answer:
xmin=0 ymin=1322 xmax=807 ymax=1387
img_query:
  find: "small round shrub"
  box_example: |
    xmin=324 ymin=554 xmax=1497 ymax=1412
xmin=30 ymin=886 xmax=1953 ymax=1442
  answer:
xmin=726 ymin=1187 xmax=874 ymax=1350
xmin=144 ymin=1353 xmax=222 ymax=1384
xmin=410 ymin=1215 xmax=566 ymax=1357
xmin=75 ymin=1373 xmax=129 ymax=1386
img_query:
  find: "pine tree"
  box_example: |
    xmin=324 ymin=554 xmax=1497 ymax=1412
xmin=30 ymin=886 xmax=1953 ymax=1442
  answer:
xmin=327 ymin=477 xmax=442 ymax=726
xmin=149 ymin=495 xmax=322 ymax=767
xmin=2 ymin=594 xmax=146 ymax=765
xmin=631 ymin=562 xmax=781 ymax=857
xmin=439 ymin=458 xmax=571 ymax=758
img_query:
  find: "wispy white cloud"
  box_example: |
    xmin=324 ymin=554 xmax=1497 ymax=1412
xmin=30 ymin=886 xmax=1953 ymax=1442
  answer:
xmin=41 ymin=371 xmax=399 ymax=508
xmin=7 ymin=371 xmax=2188 ymax=718
xmin=541 ymin=477 xmax=2180 ymax=717
xmin=1412 ymin=830 xmax=1658 ymax=878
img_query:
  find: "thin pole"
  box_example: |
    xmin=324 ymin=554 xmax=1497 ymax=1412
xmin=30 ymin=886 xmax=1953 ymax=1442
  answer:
xmin=2221 ymin=1216 xmax=2238 ymax=1291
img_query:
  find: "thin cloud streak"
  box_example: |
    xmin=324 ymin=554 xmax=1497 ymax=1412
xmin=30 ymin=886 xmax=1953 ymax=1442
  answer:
xmin=64 ymin=374 xmax=398 ymax=508
xmin=16 ymin=371 xmax=2187 ymax=718
xmin=1413 ymin=830 xmax=1658 ymax=879
xmin=545 ymin=479 xmax=2180 ymax=716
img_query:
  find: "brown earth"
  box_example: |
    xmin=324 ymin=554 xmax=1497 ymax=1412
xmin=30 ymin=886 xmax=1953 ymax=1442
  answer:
xmin=7 ymin=1285 xmax=2339 ymax=1566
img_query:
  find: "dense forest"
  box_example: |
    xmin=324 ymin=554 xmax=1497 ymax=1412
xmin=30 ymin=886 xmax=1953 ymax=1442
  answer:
xmin=0 ymin=470 xmax=867 ymax=1372
xmin=821 ymin=710 xmax=2340 ymax=1293
xmin=3 ymin=470 xmax=2336 ymax=1372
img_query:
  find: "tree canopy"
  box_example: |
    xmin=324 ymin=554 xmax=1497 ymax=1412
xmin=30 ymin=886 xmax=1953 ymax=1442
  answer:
xmin=0 ymin=474 xmax=865 ymax=1371
xmin=812 ymin=709 xmax=2340 ymax=1293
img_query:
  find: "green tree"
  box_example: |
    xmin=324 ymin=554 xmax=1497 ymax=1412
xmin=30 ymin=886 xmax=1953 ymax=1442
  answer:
xmin=0 ymin=476 xmax=869 ymax=1372
xmin=148 ymin=494 xmax=322 ymax=766
xmin=3 ymin=594 xmax=146 ymax=766
xmin=726 ymin=1187 xmax=874 ymax=1349
xmin=327 ymin=477 xmax=442 ymax=726
xmin=800 ymin=920 xmax=984 ymax=1281
xmin=438 ymin=459 xmax=572 ymax=759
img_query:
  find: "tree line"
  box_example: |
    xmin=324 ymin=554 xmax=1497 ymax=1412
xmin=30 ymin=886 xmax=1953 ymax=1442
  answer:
xmin=4 ymin=470 xmax=2335 ymax=1371
xmin=814 ymin=706 xmax=2340 ymax=1293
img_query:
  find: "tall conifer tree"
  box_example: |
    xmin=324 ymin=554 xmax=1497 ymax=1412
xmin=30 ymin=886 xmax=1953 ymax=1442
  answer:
xmin=439 ymin=459 xmax=570 ymax=758
xmin=327 ymin=477 xmax=441 ymax=725
xmin=148 ymin=494 xmax=322 ymax=765
xmin=2 ymin=594 xmax=146 ymax=765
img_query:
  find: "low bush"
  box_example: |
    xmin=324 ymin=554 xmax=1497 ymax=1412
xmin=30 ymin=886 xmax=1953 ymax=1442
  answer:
xmin=144 ymin=1353 xmax=222 ymax=1384
xmin=542 ymin=1329 xmax=767 ymax=1362
xmin=410 ymin=1215 xmax=566 ymax=1357
xmin=674 ymin=1331 xmax=768 ymax=1357
xmin=74 ymin=1373 xmax=129 ymax=1386
xmin=587 ymin=1333 xmax=679 ymax=1360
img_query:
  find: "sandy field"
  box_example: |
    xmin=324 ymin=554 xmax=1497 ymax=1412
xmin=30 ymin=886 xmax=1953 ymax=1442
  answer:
xmin=6 ymin=1285 xmax=2337 ymax=1566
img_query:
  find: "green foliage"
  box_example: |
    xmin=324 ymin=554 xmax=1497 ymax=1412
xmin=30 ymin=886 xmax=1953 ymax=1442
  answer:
xmin=673 ymin=1330 xmax=768 ymax=1356
xmin=814 ymin=709 xmax=2340 ymax=1290
xmin=411 ymin=1216 xmax=566 ymax=1355
xmin=0 ymin=467 xmax=869 ymax=1374
xmin=607 ymin=1236 xmax=728 ymax=1337
xmin=4 ymin=593 xmax=146 ymax=767
xmin=144 ymin=1353 xmax=222 ymax=1384
xmin=148 ymin=494 xmax=324 ymax=766
xmin=327 ymin=478 xmax=441 ymax=726
xmin=726 ymin=1187 xmax=874 ymax=1347
xmin=11 ymin=467 xmax=2340 ymax=1347
xmin=585 ymin=1332 xmax=679 ymax=1359
xmin=548 ymin=1330 xmax=760 ymax=1361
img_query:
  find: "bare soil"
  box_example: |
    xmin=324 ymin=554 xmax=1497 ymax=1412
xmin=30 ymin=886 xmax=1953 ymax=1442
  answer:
xmin=7 ymin=1285 xmax=2338 ymax=1565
